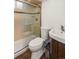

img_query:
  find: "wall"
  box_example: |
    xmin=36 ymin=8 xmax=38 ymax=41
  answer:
xmin=42 ymin=0 xmax=65 ymax=32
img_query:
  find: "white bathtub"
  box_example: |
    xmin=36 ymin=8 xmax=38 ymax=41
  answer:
xmin=14 ymin=35 xmax=36 ymax=58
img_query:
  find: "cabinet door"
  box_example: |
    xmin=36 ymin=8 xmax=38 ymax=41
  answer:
xmin=50 ymin=38 xmax=65 ymax=59
xmin=51 ymin=39 xmax=58 ymax=59
xmin=58 ymin=42 xmax=65 ymax=59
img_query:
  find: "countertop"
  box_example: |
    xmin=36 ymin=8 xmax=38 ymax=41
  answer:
xmin=49 ymin=29 xmax=65 ymax=44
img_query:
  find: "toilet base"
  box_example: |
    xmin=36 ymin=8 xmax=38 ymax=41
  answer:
xmin=31 ymin=49 xmax=45 ymax=59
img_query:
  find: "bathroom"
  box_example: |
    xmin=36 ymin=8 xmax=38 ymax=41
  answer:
xmin=14 ymin=0 xmax=65 ymax=59
xmin=1 ymin=0 xmax=79 ymax=59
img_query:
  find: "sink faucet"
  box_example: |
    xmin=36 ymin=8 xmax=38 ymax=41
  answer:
xmin=61 ymin=25 xmax=65 ymax=32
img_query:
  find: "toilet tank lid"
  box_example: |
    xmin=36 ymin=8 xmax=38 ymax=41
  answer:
xmin=29 ymin=37 xmax=44 ymax=47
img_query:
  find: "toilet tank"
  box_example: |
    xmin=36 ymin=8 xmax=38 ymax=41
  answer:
xmin=41 ymin=27 xmax=51 ymax=40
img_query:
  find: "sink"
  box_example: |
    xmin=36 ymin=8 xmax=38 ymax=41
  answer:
xmin=49 ymin=29 xmax=65 ymax=44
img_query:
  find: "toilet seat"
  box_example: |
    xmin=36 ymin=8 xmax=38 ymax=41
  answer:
xmin=29 ymin=37 xmax=44 ymax=47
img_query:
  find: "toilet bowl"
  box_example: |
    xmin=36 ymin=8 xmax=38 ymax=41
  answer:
xmin=28 ymin=27 xmax=51 ymax=59
xmin=29 ymin=37 xmax=44 ymax=52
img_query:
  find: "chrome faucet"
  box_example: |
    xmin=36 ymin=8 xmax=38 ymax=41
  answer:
xmin=61 ymin=25 xmax=65 ymax=32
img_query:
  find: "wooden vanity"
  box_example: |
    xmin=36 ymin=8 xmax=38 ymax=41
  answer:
xmin=50 ymin=38 xmax=65 ymax=59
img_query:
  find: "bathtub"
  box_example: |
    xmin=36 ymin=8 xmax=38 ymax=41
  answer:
xmin=14 ymin=34 xmax=36 ymax=58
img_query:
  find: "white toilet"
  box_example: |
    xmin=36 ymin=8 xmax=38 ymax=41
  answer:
xmin=29 ymin=27 xmax=51 ymax=59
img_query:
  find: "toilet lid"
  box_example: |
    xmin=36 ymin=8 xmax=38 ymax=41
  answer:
xmin=29 ymin=37 xmax=44 ymax=47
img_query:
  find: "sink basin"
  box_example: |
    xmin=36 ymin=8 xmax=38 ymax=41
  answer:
xmin=49 ymin=29 xmax=65 ymax=44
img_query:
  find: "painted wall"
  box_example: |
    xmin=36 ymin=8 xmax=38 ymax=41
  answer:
xmin=42 ymin=0 xmax=65 ymax=32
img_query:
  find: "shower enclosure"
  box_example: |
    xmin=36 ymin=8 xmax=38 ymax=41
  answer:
xmin=14 ymin=0 xmax=41 ymax=41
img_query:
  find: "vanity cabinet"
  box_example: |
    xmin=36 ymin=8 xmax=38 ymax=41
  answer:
xmin=50 ymin=38 xmax=65 ymax=59
xmin=15 ymin=49 xmax=31 ymax=59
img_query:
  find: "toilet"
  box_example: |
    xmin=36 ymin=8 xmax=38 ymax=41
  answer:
xmin=29 ymin=27 xmax=51 ymax=59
